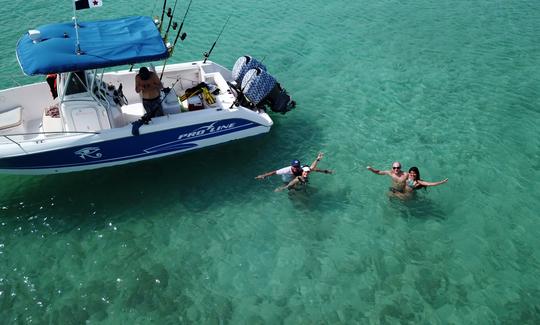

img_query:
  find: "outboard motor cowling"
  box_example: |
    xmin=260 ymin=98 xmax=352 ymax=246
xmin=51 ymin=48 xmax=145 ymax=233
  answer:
xmin=232 ymin=55 xmax=296 ymax=114
xmin=241 ymin=68 xmax=296 ymax=114
xmin=242 ymin=68 xmax=276 ymax=105
xmin=232 ymin=56 xmax=267 ymax=85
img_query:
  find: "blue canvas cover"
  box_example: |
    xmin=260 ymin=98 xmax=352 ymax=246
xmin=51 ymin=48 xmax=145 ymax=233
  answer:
xmin=16 ymin=16 xmax=169 ymax=75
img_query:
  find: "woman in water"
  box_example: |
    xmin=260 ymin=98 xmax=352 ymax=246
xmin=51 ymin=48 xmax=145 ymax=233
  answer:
xmin=402 ymin=166 xmax=448 ymax=196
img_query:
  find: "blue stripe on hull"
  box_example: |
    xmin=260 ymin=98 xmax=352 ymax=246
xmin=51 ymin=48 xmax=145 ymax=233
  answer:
xmin=0 ymin=118 xmax=263 ymax=171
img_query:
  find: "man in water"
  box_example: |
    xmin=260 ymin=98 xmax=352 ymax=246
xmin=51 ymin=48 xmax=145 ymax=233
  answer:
xmin=135 ymin=67 xmax=164 ymax=118
xmin=256 ymin=153 xmax=333 ymax=191
xmin=367 ymin=162 xmax=408 ymax=194
xmin=255 ymin=159 xmax=304 ymax=183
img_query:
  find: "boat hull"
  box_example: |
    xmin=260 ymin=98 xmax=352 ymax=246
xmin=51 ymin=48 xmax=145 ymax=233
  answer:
xmin=0 ymin=117 xmax=270 ymax=175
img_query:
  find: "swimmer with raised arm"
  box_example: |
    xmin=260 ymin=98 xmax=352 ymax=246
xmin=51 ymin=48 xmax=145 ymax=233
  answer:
xmin=275 ymin=152 xmax=333 ymax=192
xmin=367 ymin=161 xmax=408 ymax=194
xmin=403 ymin=166 xmax=448 ymax=194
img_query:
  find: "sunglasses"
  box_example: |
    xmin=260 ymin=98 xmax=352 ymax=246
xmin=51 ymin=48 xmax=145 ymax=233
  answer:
xmin=392 ymin=166 xmax=401 ymax=170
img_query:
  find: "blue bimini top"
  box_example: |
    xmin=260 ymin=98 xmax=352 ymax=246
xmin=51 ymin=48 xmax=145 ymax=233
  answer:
xmin=16 ymin=16 xmax=169 ymax=76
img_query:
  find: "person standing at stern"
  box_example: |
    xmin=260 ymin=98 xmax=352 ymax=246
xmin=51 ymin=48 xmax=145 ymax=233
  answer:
xmin=135 ymin=66 xmax=164 ymax=118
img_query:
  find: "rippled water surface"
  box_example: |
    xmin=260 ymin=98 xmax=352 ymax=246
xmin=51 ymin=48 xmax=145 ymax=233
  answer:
xmin=0 ymin=0 xmax=539 ymax=323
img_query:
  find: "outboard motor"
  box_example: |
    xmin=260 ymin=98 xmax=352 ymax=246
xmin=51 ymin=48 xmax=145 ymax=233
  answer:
xmin=232 ymin=56 xmax=266 ymax=85
xmin=241 ymin=68 xmax=296 ymax=114
xmin=242 ymin=68 xmax=276 ymax=105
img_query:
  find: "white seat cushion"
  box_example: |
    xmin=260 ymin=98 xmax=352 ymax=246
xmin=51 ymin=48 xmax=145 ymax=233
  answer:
xmin=121 ymin=103 xmax=145 ymax=116
xmin=71 ymin=107 xmax=102 ymax=131
xmin=0 ymin=106 xmax=23 ymax=130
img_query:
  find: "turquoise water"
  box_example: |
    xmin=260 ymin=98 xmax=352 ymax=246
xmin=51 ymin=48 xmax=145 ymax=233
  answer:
xmin=1 ymin=0 xmax=539 ymax=323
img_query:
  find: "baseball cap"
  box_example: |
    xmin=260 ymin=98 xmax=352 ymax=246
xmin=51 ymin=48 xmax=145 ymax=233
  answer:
xmin=291 ymin=159 xmax=300 ymax=167
xmin=302 ymin=166 xmax=311 ymax=172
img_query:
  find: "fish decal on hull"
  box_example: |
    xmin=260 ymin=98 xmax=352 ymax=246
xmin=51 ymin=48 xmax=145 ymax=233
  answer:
xmin=74 ymin=147 xmax=103 ymax=160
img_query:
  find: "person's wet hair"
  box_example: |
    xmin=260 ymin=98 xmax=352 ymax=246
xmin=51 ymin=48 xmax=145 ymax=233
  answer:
xmin=139 ymin=67 xmax=150 ymax=81
xmin=408 ymin=166 xmax=420 ymax=180
xmin=408 ymin=166 xmax=426 ymax=190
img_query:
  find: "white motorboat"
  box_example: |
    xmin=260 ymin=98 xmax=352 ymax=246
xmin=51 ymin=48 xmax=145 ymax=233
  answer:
xmin=0 ymin=15 xmax=295 ymax=175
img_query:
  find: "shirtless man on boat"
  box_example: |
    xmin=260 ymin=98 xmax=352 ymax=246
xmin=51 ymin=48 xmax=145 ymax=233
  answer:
xmin=367 ymin=162 xmax=408 ymax=194
xmin=135 ymin=67 xmax=164 ymax=118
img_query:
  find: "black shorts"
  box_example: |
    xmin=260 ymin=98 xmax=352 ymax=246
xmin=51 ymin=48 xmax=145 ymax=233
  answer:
xmin=142 ymin=96 xmax=164 ymax=117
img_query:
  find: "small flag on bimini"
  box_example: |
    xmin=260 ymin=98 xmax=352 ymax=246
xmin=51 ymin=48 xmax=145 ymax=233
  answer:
xmin=75 ymin=0 xmax=103 ymax=10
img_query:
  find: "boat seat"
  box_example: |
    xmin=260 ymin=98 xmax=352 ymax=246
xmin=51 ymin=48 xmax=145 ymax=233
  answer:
xmin=71 ymin=107 xmax=102 ymax=131
xmin=0 ymin=106 xmax=23 ymax=130
xmin=162 ymin=88 xmax=181 ymax=114
xmin=61 ymin=100 xmax=110 ymax=132
xmin=204 ymin=72 xmax=230 ymax=95
xmin=121 ymin=91 xmax=180 ymax=120
xmin=203 ymin=73 xmax=235 ymax=108
xmin=121 ymin=103 xmax=145 ymax=123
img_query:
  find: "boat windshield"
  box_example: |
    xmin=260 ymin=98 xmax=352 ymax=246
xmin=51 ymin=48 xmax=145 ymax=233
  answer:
xmin=65 ymin=71 xmax=88 ymax=96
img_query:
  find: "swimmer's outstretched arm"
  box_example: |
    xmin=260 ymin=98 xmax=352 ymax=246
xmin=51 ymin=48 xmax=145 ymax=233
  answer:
xmin=309 ymin=152 xmax=324 ymax=170
xmin=308 ymin=152 xmax=333 ymax=174
xmin=418 ymin=178 xmax=448 ymax=187
xmin=255 ymin=170 xmax=276 ymax=180
xmin=366 ymin=166 xmax=389 ymax=175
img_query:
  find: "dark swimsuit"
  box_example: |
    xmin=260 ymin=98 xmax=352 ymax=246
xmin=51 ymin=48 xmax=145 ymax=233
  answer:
xmin=142 ymin=95 xmax=164 ymax=117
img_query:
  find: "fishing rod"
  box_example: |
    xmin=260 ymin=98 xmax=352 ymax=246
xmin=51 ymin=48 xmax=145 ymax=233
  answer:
xmin=159 ymin=22 xmax=182 ymax=80
xmin=170 ymin=0 xmax=193 ymax=55
xmin=203 ymin=16 xmax=230 ymax=64
xmin=133 ymin=0 xmax=181 ymax=74
xmin=160 ymin=0 xmax=193 ymax=80
xmin=158 ymin=0 xmax=167 ymax=33
xmin=163 ymin=0 xmax=178 ymax=43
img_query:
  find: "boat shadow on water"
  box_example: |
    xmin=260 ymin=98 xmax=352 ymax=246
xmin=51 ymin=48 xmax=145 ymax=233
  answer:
xmin=0 ymin=112 xmax=327 ymax=231
xmin=0 ymin=132 xmax=323 ymax=215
